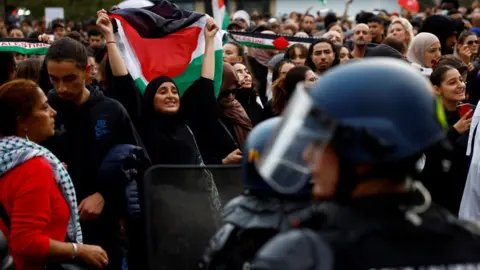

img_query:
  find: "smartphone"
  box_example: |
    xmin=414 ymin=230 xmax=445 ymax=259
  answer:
xmin=457 ymin=103 xmax=472 ymax=119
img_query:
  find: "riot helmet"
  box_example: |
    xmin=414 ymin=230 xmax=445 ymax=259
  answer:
xmin=242 ymin=117 xmax=312 ymax=196
xmin=256 ymin=58 xmax=447 ymax=199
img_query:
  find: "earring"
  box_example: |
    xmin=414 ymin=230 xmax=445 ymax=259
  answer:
xmin=24 ymin=129 xmax=29 ymax=141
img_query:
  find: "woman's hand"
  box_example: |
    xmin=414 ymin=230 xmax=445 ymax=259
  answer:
xmin=97 ymin=9 xmax=114 ymax=41
xmin=458 ymin=44 xmax=473 ymax=64
xmin=453 ymin=109 xmax=472 ymax=134
xmin=222 ymin=149 xmax=243 ymax=165
xmin=204 ymin=17 xmax=219 ymax=41
xmin=38 ymin=33 xmax=54 ymax=44
xmin=77 ymin=244 xmax=109 ymax=269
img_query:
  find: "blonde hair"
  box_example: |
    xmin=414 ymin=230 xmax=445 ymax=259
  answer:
xmin=388 ymin=18 xmax=415 ymax=50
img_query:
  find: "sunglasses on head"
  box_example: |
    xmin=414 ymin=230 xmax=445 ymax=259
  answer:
xmin=467 ymin=40 xmax=479 ymax=45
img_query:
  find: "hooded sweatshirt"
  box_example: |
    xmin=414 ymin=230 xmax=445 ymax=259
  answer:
xmin=43 ymin=85 xmax=142 ymax=201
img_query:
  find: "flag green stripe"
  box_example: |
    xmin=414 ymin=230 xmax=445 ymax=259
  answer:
xmin=235 ymin=41 xmax=277 ymax=50
xmin=173 ymin=49 xmax=223 ymax=98
xmin=134 ymin=78 xmax=148 ymax=93
xmin=222 ymin=12 xmax=230 ymax=30
xmin=0 ymin=46 xmax=48 ymax=55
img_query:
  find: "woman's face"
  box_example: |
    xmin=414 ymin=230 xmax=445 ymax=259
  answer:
xmin=18 ymin=88 xmax=57 ymax=143
xmin=223 ymin=43 xmax=242 ymax=64
xmin=388 ymin=23 xmax=407 ymax=44
xmin=464 ymin=34 xmax=479 ymax=56
xmin=280 ymin=63 xmax=295 ymax=77
xmin=423 ymin=42 xmax=441 ymax=68
xmin=154 ymin=82 xmax=180 ymax=114
xmin=9 ymin=28 xmax=24 ymax=38
xmin=330 ymin=24 xmax=343 ymax=35
xmin=233 ymin=63 xmax=252 ymax=88
xmin=291 ymin=48 xmax=307 ymax=66
xmin=435 ymin=69 xmax=466 ymax=103
xmin=339 ymin=47 xmax=350 ymax=64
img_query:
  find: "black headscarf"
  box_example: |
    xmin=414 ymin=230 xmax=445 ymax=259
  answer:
xmin=421 ymin=15 xmax=457 ymax=55
xmin=141 ymin=76 xmax=199 ymax=165
xmin=365 ymin=44 xmax=409 ymax=62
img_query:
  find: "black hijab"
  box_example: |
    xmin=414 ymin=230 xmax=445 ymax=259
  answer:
xmin=141 ymin=76 xmax=199 ymax=165
xmin=421 ymin=15 xmax=457 ymax=55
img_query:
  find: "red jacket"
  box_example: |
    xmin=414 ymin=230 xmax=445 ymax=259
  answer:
xmin=0 ymin=157 xmax=70 ymax=270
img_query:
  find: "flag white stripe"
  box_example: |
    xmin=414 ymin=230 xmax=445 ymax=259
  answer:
xmin=114 ymin=18 xmax=147 ymax=85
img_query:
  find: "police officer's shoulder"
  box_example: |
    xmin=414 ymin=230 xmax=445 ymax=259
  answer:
xmin=251 ymin=228 xmax=333 ymax=270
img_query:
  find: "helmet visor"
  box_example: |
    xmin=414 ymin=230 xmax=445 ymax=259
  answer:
xmin=256 ymin=83 xmax=337 ymax=194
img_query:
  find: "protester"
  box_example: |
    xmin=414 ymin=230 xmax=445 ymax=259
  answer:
xmin=223 ymin=42 xmax=245 ymax=64
xmin=42 ymin=33 xmax=142 ymax=269
xmin=455 ymin=31 xmax=478 ymax=68
xmin=323 ymin=30 xmax=343 ymax=45
xmin=407 ymin=32 xmax=442 ymax=68
xmin=233 ymin=62 xmax=263 ymax=126
xmin=217 ymin=62 xmax=252 ymax=152
xmin=368 ymin=16 xmax=385 ymax=44
xmin=7 ymin=27 xmax=24 ymax=39
xmin=420 ymin=65 xmax=472 ymax=215
xmin=306 ymin=38 xmax=340 ymax=76
xmin=284 ymin=44 xmax=308 ymax=67
xmin=300 ymin=14 xmax=316 ymax=36
xmin=0 ymin=53 xmax=16 ymax=86
xmin=339 ymin=46 xmax=351 ymax=64
xmin=382 ymin=36 xmax=408 ymax=55
xmin=388 ymin=17 xmax=415 ymax=49
xmin=0 ymin=79 xmax=108 ymax=270
xmin=421 ymin=15 xmax=458 ymax=55
xmin=15 ymin=58 xmax=42 ymax=82
xmin=351 ymin=24 xmax=371 ymax=58
xmin=271 ymin=66 xmax=315 ymax=118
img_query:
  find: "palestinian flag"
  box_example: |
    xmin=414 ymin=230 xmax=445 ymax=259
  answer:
xmin=109 ymin=0 xmax=223 ymax=96
xmin=0 ymin=38 xmax=50 ymax=55
xmin=212 ymin=0 xmax=230 ymax=30
xmin=228 ymin=31 xmax=319 ymax=50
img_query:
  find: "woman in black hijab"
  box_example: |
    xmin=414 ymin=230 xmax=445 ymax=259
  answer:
xmin=141 ymin=76 xmax=202 ymax=164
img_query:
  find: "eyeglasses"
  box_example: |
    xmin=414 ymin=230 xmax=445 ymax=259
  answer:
xmin=467 ymin=40 xmax=479 ymax=45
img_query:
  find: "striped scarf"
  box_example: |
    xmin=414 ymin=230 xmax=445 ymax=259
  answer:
xmin=0 ymin=136 xmax=82 ymax=243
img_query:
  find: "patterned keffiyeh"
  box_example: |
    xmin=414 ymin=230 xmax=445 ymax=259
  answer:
xmin=0 ymin=136 xmax=82 ymax=243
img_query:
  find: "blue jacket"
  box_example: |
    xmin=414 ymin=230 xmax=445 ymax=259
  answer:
xmin=97 ymin=144 xmax=150 ymax=218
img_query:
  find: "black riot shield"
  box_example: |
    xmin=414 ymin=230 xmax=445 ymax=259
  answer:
xmin=143 ymin=165 xmax=241 ymax=270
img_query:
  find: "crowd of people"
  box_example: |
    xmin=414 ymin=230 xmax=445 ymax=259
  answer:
xmin=1 ymin=0 xmax=480 ymax=269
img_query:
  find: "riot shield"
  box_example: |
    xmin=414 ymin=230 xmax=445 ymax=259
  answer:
xmin=207 ymin=165 xmax=242 ymax=205
xmin=143 ymin=165 xmax=240 ymax=270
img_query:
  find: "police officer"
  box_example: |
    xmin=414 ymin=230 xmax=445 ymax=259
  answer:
xmin=199 ymin=117 xmax=313 ymax=270
xmin=251 ymin=59 xmax=480 ymax=269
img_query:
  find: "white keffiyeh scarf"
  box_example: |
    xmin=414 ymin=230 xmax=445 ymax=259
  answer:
xmin=0 ymin=136 xmax=82 ymax=243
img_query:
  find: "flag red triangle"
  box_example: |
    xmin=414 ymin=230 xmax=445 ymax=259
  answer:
xmin=272 ymin=36 xmax=289 ymax=50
